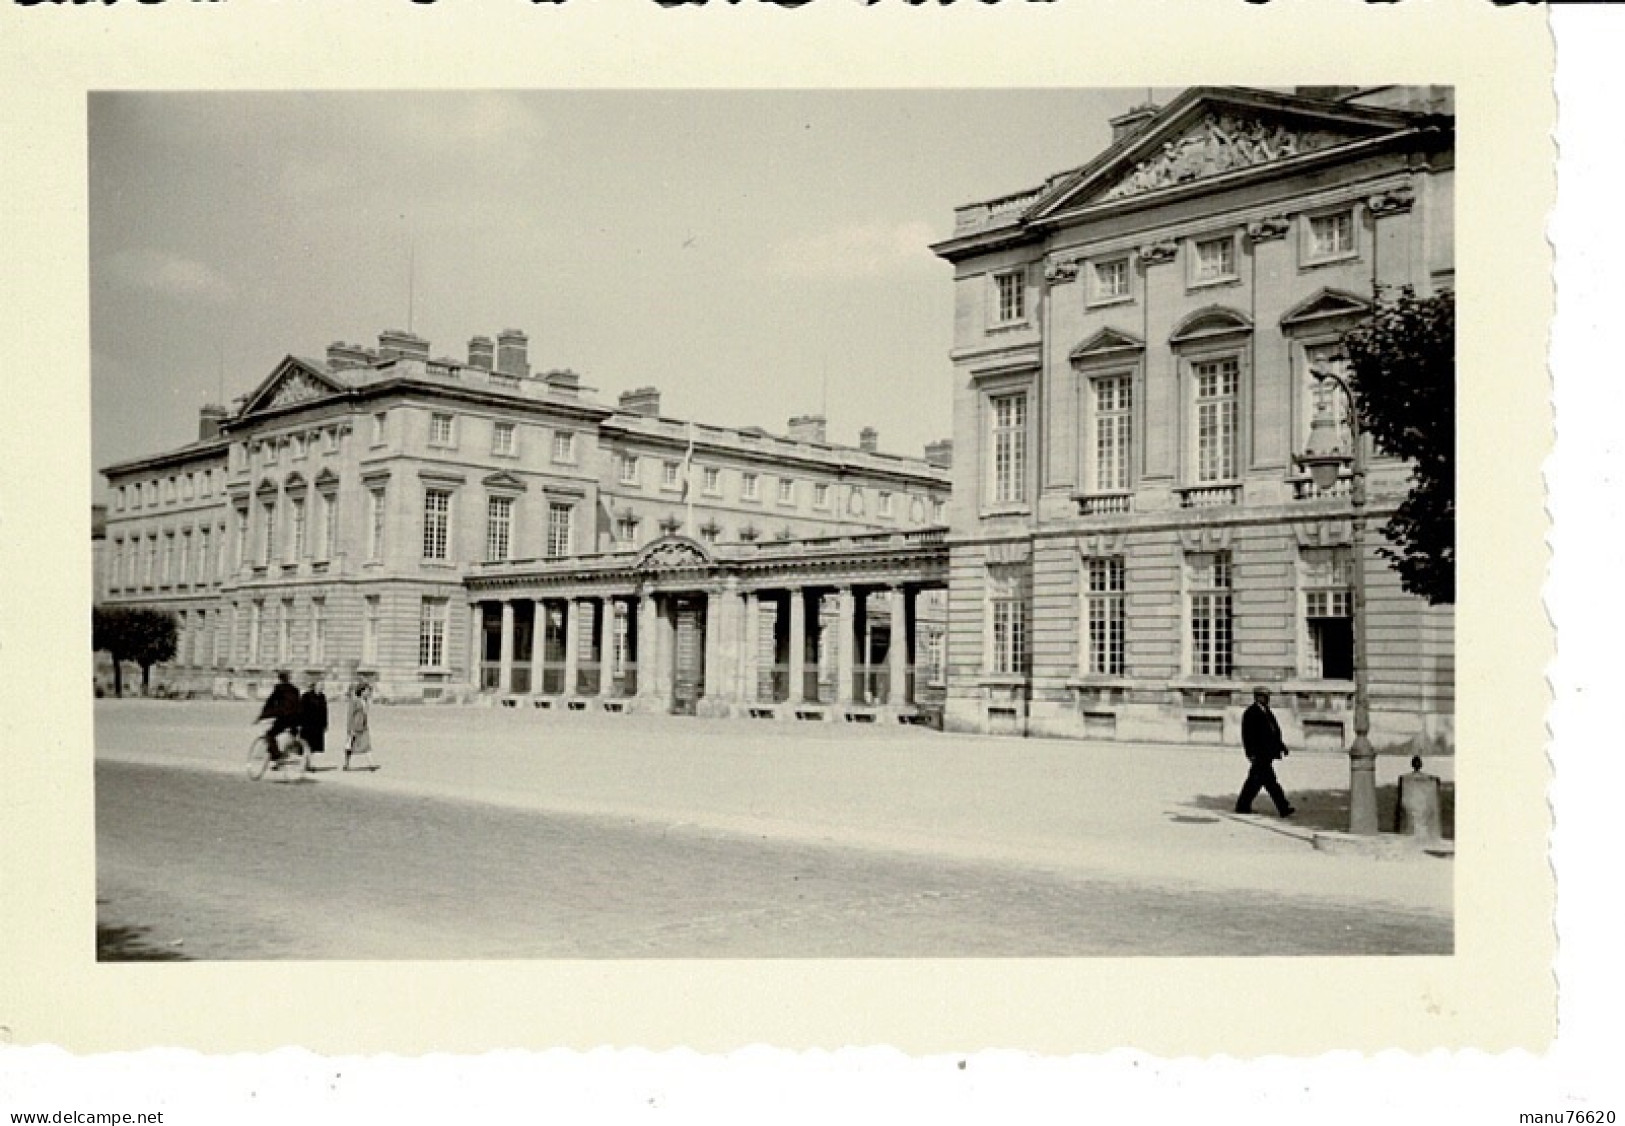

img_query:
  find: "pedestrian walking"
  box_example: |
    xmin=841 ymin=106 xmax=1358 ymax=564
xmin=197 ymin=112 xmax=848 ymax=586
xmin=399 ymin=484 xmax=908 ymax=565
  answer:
xmin=298 ymin=672 xmax=329 ymax=761
xmin=344 ymin=680 xmax=379 ymax=772
xmin=1234 ymin=685 xmax=1296 ymax=818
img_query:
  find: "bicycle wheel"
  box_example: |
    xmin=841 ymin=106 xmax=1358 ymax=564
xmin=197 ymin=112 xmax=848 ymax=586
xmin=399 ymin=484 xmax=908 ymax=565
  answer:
xmin=246 ymin=733 xmax=272 ymax=780
xmin=276 ymin=737 xmax=309 ymax=782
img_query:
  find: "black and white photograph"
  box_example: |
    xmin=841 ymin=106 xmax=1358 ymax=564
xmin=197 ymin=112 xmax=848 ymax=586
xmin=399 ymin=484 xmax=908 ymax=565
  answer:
xmin=89 ymin=86 xmax=1457 ymax=962
xmin=3 ymin=0 xmax=1596 ymax=1115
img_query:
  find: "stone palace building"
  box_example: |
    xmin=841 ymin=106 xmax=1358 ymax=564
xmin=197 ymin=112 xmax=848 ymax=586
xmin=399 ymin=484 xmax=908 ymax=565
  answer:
xmin=929 ymin=85 xmax=1454 ymax=750
xmin=100 ymin=85 xmax=1454 ymax=751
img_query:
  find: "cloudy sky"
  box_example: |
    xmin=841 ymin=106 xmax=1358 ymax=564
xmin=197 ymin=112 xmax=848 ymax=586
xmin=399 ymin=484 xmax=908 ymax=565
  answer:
xmin=89 ymin=89 xmax=1176 ymax=493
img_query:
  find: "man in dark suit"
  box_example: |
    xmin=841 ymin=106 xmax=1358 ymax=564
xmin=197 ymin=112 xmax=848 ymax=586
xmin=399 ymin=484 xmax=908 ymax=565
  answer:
xmin=1235 ymin=685 xmax=1296 ymax=817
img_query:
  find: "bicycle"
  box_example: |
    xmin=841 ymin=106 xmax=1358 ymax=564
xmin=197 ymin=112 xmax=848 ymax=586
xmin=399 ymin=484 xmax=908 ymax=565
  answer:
xmin=246 ymin=725 xmax=309 ymax=782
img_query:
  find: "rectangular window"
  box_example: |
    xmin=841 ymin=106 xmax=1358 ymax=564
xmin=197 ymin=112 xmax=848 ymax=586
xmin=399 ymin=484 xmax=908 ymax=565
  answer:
xmin=552 ymin=431 xmax=576 ymax=463
xmin=615 ymin=515 xmax=639 ymax=545
xmin=702 ymin=466 xmax=721 ymax=495
xmin=115 ymin=486 xmax=126 ymax=512
xmin=309 ymin=598 xmax=326 ymax=665
xmin=992 ymin=270 xmax=1025 ymax=325
xmin=990 ymin=391 xmax=1028 ymax=505
xmin=362 ymin=596 xmax=380 ymax=665
xmin=1192 ymin=235 xmax=1237 ymax=284
xmin=1188 ymin=552 xmax=1234 ymax=678
xmin=485 ymin=495 xmax=513 ymax=562
xmin=546 ymin=502 xmax=572 ymax=559
xmin=200 ymin=471 xmax=212 ymax=499
xmin=198 ymin=526 xmax=210 ymax=583
xmin=878 ymin=490 xmax=893 ymax=517
xmin=1307 ymin=209 xmax=1355 ymax=262
xmin=932 ymin=498 xmax=946 ymax=523
xmin=372 ymin=412 xmax=388 ymax=446
xmin=289 ymin=496 xmax=306 ymax=563
xmin=662 ymin=460 xmax=680 ymax=489
xmin=183 ymin=473 xmax=195 ymax=501
xmin=429 ymin=412 xmax=455 ymax=447
xmin=777 ymin=478 xmax=795 ymax=506
xmin=418 ymin=598 xmax=448 ymax=668
xmin=1093 ymin=374 xmax=1133 ymax=492
xmin=422 ymin=488 xmax=451 ymax=561
xmin=814 ymin=482 xmax=830 ymax=509
xmin=1301 ymin=343 xmax=1353 ymax=455
xmin=1193 ymin=358 xmax=1239 ymax=483
xmin=249 ymin=600 xmax=264 ymax=664
xmin=619 ymin=454 xmax=640 ymax=486
xmin=741 ymin=472 xmax=759 ymax=501
xmin=161 ymin=532 xmax=173 ymax=585
xmin=987 ymin=565 xmax=1030 ymax=676
xmin=290 ymin=436 xmax=305 ymax=461
xmin=492 ymin=420 xmax=517 ymax=457
xmin=1089 ymin=257 xmax=1131 ymax=303
xmin=178 ymin=530 xmax=191 ymax=584
xmin=1302 ymin=548 xmax=1354 ymax=680
xmin=278 ymin=599 xmax=293 ymax=663
xmin=323 ymin=429 xmax=338 ymax=454
xmin=258 ymin=498 xmax=276 ymax=567
xmin=264 ymin=442 xmax=278 ymax=467
xmin=315 ymin=492 xmax=334 ymax=561
xmin=233 ymin=510 xmax=247 ymax=574
xmin=1085 ymin=557 xmax=1127 ymax=676
xmin=368 ymin=487 xmax=386 ymax=561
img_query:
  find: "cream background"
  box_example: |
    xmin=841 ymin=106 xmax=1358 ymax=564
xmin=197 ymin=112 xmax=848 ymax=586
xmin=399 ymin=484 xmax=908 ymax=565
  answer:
xmin=0 ymin=0 xmax=1558 ymax=1073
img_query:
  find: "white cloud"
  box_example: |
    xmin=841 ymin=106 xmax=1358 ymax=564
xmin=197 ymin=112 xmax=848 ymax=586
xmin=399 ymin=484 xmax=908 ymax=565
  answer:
xmin=105 ymin=249 xmax=236 ymax=304
xmin=772 ymin=220 xmax=939 ymax=279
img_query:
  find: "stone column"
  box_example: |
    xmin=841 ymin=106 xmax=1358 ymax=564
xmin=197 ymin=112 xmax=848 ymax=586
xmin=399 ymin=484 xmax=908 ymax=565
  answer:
xmin=835 ymin=585 xmax=856 ymax=705
xmin=637 ymin=592 xmax=660 ymax=700
xmin=563 ymin=597 xmax=582 ymax=696
xmin=529 ymin=599 xmax=547 ymax=695
xmin=889 ymin=586 xmax=911 ymax=706
xmin=741 ymin=590 xmax=760 ymax=705
xmin=498 ymin=600 xmax=516 ymax=693
xmin=787 ymin=587 xmax=806 ymax=703
xmin=469 ymin=602 xmax=485 ymax=691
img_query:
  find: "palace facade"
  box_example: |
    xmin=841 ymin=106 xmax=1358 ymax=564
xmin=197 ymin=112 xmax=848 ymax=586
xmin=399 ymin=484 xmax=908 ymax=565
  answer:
xmin=99 ymin=328 xmax=951 ymax=717
xmin=929 ymin=86 xmax=1455 ymax=751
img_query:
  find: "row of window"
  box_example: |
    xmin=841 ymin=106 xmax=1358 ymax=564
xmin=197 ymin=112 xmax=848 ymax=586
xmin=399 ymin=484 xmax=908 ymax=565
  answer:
xmin=114 ymin=467 xmax=224 ymax=513
xmin=986 ymin=343 xmax=1352 ymax=506
xmin=614 ymin=454 xmax=941 ymax=523
xmin=109 ymin=523 xmax=229 ymax=593
xmin=419 ymin=411 xmax=574 ymax=464
xmin=169 ymin=594 xmax=453 ymax=672
xmin=986 ymin=549 xmax=1354 ymax=681
xmin=990 ymin=206 xmax=1361 ymax=326
xmin=243 ymin=425 xmax=345 ymax=471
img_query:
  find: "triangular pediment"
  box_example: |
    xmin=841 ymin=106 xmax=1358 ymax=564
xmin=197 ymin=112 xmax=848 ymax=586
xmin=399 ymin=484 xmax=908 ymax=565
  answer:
xmin=1069 ymin=328 xmax=1145 ymax=363
xmin=481 ymin=470 xmax=528 ymax=493
xmin=1280 ymin=287 xmax=1372 ymax=329
xmin=240 ymin=356 xmax=350 ymax=416
xmin=1031 ymin=89 xmax=1415 ymax=220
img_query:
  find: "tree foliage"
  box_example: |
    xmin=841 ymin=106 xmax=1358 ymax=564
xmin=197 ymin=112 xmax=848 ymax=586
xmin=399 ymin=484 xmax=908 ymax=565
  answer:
xmin=93 ymin=606 xmax=178 ymax=696
xmin=1339 ymin=287 xmax=1455 ymax=605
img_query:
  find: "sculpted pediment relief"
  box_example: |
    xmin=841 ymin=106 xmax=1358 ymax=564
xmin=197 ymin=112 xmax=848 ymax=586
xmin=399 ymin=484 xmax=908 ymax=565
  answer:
xmin=636 ymin=536 xmax=712 ymax=571
xmin=1096 ymin=111 xmax=1355 ymax=204
xmin=241 ymin=357 xmax=348 ymax=417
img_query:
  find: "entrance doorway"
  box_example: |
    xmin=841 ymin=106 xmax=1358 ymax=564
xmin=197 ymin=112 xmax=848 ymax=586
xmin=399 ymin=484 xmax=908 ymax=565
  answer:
xmin=670 ymin=594 xmax=706 ymax=715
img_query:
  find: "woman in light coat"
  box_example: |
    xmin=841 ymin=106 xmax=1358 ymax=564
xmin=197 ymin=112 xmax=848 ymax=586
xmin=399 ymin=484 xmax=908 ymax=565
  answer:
xmin=344 ymin=681 xmax=378 ymax=771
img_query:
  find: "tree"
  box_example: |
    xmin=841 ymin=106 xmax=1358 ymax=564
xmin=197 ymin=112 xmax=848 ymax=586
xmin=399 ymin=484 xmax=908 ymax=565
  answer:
xmin=1339 ymin=286 xmax=1456 ymax=606
xmin=93 ymin=606 xmax=178 ymax=697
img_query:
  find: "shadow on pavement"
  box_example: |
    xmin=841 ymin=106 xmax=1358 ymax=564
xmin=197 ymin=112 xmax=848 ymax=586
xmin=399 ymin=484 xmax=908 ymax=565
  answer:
xmin=1188 ymin=782 xmax=1455 ymax=839
xmin=96 ymin=923 xmax=190 ymax=962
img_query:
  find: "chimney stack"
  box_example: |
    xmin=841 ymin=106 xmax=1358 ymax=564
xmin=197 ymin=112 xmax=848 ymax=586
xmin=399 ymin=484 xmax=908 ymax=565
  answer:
xmin=858 ymin=426 xmax=879 ymax=453
xmin=198 ymin=404 xmax=229 ymax=441
xmin=923 ymin=439 xmax=953 ymax=469
xmin=618 ymin=387 xmax=662 ymax=416
xmin=468 ymin=335 xmax=495 ymax=370
xmin=496 ymin=329 xmax=530 ymax=378
xmin=1109 ymin=102 xmax=1161 ymax=145
xmin=542 ymin=369 xmax=580 ymax=397
xmin=377 ymin=329 xmax=430 ymax=362
xmin=787 ymin=414 xmax=828 ymax=445
xmin=326 ymin=341 xmax=377 ymax=371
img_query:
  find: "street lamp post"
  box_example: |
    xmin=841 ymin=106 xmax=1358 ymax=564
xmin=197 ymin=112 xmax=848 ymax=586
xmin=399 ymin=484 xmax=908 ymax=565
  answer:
xmin=1298 ymin=368 xmax=1379 ymax=836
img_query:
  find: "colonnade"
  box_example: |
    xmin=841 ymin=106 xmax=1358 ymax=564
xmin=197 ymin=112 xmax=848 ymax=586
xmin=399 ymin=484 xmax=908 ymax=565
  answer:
xmin=470 ymin=578 xmax=940 ymax=718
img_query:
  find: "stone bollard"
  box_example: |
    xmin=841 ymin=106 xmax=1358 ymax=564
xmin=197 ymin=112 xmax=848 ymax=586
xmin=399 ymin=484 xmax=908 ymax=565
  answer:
xmin=1396 ymin=755 xmax=1444 ymax=841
